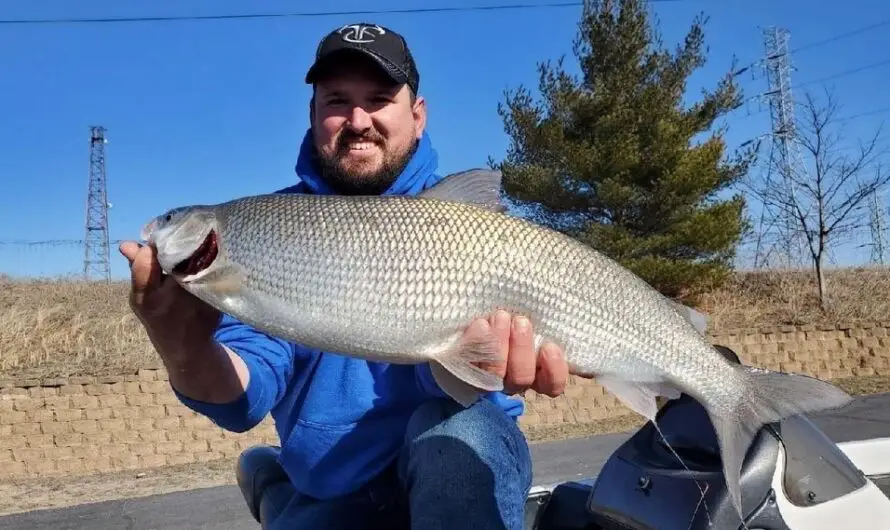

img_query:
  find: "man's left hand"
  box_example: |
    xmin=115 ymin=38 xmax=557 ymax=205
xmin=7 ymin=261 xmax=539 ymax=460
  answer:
xmin=475 ymin=310 xmax=569 ymax=397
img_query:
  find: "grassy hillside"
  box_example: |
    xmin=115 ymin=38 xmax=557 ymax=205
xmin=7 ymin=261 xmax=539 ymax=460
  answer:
xmin=697 ymin=266 xmax=890 ymax=330
xmin=2 ymin=267 xmax=889 ymax=379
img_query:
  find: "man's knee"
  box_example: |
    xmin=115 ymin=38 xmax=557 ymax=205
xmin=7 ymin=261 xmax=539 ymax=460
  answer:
xmin=406 ymin=398 xmax=520 ymax=440
xmin=403 ymin=398 xmax=532 ymax=481
xmin=236 ymin=445 xmax=288 ymax=522
xmin=401 ymin=398 xmax=533 ymax=528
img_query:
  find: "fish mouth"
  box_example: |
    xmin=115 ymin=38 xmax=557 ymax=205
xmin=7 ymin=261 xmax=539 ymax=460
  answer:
xmin=172 ymin=230 xmax=218 ymax=279
xmin=140 ymin=218 xmax=158 ymax=243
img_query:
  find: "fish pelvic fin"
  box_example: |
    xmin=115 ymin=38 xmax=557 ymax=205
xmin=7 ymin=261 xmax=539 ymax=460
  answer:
xmin=418 ymin=168 xmax=506 ymax=213
xmin=429 ymin=320 xmax=506 ymax=407
xmin=707 ymin=365 xmax=853 ymax=522
xmin=596 ymin=374 xmax=682 ymax=421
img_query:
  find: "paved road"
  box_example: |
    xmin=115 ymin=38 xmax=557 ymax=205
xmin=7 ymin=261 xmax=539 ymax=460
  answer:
xmin=3 ymin=392 xmax=890 ymax=530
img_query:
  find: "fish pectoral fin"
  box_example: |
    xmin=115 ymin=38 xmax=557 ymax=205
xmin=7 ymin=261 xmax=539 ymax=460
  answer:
xmin=430 ymin=362 xmax=491 ymax=408
xmin=418 ymin=168 xmax=506 ymax=212
xmin=429 ymin=323 xmax=506 ymax=407
xmin=597 ymin=374 xmax=680 ymax=421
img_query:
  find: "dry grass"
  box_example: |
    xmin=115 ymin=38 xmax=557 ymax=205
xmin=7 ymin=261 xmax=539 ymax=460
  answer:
xmin=699 ymin=266 xmax=890 ymax=331
xmin=2 ymin=266 xmax=890 ymax=379
xmin=0 ymin=277 xmax=157 ymax=379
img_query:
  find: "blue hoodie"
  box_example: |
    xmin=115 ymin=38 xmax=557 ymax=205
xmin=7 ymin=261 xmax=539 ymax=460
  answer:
xmin=174 ymin=130 xmax=525 ymax=500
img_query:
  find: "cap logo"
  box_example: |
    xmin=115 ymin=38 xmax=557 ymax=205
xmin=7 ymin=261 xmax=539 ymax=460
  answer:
xmin=337 ymin=24 xmax=386 ymax=44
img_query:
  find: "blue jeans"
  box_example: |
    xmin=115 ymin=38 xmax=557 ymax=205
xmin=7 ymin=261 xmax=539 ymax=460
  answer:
xmin=236 ymin=398 xmax=533 ymax=530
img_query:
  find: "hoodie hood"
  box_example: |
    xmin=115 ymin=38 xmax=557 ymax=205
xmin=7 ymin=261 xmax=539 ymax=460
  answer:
xmin=293 ymin=129 xmax=441 ymax=196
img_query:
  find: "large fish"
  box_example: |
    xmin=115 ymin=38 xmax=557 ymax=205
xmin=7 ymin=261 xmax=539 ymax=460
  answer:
xmin=141 ymin=168 xmax=851 ymax=520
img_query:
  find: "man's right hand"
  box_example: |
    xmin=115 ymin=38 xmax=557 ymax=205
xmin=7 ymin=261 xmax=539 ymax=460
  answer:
xmin=119 ymin=241 xmax=248 ymax=403
xmin=119 ymin=241 xmax=221 ymax=360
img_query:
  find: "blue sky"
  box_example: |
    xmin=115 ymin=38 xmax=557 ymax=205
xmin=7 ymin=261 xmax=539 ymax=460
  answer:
xmin=2 ymin=0 xmax=890 ymax=279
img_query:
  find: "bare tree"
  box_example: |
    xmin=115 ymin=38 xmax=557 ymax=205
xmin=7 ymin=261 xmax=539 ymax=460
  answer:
xmin=750 ymin=88 xmax=890 ymax=310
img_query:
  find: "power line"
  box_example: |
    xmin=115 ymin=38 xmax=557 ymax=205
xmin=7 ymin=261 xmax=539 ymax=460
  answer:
xmin=0 ymin=240 xmax=92 ymax=246
xmin=793 ymin=57 xmax=890 ymax=90
xmin=0 ymin=2 xmax=648 ymax=26
xmin=790 ymin=17 xmax=890 ymax=55
xmin=0 ymin=239 xmax=125 ymax=247
xmin=837 ymin=106 xmax=890 ymax=122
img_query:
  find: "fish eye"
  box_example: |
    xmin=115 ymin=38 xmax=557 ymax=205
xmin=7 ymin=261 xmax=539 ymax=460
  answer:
xmin=163 ymin=208 xmax=185 ymax=223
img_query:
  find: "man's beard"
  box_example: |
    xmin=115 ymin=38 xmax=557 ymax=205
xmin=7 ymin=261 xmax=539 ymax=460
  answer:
xmin=314 ymin=130 xmax=417 ymax=196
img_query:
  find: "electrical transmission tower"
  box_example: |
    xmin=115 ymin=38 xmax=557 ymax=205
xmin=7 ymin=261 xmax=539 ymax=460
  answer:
xmin=83 ymin=126 xmax=111 ymax=282
xmin=752 ymin=27 xmax=809 ymax=269
xmin=869 ymin=190 xmax=888 ymax=265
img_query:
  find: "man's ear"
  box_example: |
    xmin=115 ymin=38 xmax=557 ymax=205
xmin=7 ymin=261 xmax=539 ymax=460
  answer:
xmin=412 ymin=95 xmax=427 ymax=140
xmin=309 ymin=94 xmax=316 ymax=124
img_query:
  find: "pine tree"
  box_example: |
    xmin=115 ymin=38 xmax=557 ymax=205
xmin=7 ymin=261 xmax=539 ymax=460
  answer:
xmin=490 ymin=0 xmax=754 ymax=302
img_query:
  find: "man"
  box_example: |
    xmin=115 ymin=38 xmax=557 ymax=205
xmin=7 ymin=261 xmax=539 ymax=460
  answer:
xmin=120 ymin=22 xmax=570 ymax=530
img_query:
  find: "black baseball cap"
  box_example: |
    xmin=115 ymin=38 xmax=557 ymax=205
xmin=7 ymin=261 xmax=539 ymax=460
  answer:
xmin=305 ymin=23 xmax=420 ymax=94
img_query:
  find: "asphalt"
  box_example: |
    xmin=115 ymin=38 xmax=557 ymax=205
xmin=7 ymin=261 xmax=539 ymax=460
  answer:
xmin=3 ymin=392 xmax=890 ymax=530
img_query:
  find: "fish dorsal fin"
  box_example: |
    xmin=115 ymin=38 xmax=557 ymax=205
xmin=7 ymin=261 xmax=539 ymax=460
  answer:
xmin=418 ymin=168 xmax=506 ymax=212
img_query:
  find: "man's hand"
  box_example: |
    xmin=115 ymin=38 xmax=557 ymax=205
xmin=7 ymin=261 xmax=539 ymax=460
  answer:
xmin=475 ymin=310 xmax=569 ymax=397
xmin=119 ymin=241 xmax=221 ymax=356
xmin=119 ymin=240 xmax=249 ymax=403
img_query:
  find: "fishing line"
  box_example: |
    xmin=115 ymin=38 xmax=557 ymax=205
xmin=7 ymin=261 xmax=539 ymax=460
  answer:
xmin=561 ymin=393 xmax=580 ymax=423
xmin=649 ymin=418 xmax=716 ymax=529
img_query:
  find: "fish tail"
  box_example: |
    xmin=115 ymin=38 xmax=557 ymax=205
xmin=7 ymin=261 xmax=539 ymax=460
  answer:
xmin=705 ymin=365 xmax=852 ymax=521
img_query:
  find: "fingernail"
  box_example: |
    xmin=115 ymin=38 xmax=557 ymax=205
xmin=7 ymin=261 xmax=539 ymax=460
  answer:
xmin=494 ymin=310 xmax=510 ymax=330
xmin=474 ymin=318 xmax=491 ymax=332
xmin=514 ymin=316 xmax=530 ymax=333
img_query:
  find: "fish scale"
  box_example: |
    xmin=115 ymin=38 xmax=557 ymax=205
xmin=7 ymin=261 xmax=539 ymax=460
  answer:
xmin=144 ymin=168 xmax=852 ymax=524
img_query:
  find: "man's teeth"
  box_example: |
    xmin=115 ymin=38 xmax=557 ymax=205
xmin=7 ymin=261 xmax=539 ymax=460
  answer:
xmin=348 ymin=142 xmax=375 ymax=150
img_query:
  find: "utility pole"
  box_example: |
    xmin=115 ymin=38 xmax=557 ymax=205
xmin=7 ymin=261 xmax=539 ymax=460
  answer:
xmin=752 ymin=27 xmax=808 ymax=269
xmin=83 ymin=126 xmax=110 ymax=282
